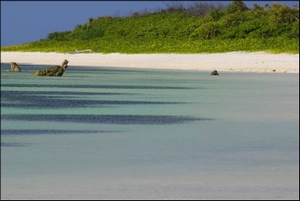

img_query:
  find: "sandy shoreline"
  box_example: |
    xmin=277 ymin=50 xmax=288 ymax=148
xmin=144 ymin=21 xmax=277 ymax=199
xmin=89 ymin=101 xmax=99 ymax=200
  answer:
xmin=1 ymin=51 xmax=299 ymax=73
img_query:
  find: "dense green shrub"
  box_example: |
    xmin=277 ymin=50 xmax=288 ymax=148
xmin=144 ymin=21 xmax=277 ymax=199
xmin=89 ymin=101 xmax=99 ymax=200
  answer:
xmin=209 ymin=9 xmax=225 ymax=21
xmin=288 ymin=21 xmax=300 ymax=38
xmin=268 ymin=3 xmax=299 ymax=24
xmin=225 ymin=0 xmax=249 ymax=14
xmin=190 ymin=22 xmax=221 ymax=39
xmin=46 ymin=31 xmax=71 ymax=41
xmin=223 ymin=11 xmax=249 ymax=26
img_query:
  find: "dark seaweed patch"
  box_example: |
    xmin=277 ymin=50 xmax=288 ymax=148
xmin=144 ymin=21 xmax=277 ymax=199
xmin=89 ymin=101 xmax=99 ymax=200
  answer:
xmin=1 ymin=98 xmax=185 ymax=109
xmin=0 ymin=129 xmax=119 ymax=135
xmin=1 ymin=142 xmax=31 ymax=147
xmin=2 ymin=114 xmax=213 ymax=125
xmin=1 ymin=90 xmax=186 ymax=108
xmin=1 ymin=83 xmax=194 ymax=90
xmin=1 ymin=90 xmax=135 ymax=96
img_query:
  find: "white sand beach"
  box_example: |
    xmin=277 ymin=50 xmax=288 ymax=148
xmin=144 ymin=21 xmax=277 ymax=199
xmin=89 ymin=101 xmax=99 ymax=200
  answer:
xmin=1 ymin=51 xmax=299 ymax=73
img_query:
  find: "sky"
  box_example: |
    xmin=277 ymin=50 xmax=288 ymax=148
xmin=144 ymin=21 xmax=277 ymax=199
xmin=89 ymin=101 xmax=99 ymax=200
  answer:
xmin=1 ymin=1 xmax=298 ymax=47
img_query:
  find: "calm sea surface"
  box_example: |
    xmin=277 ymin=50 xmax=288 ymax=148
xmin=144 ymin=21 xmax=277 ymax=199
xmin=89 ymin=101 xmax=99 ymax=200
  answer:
xmin=1 ymin=63 xmax=299 ymax=199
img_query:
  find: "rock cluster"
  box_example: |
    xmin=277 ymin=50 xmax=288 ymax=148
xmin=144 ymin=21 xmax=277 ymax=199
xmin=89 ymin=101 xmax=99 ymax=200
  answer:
xmin=32 ymin=59 xmax=69 ymax=76
xmin=210 ymin=70 xmax=219 ymax=75
xmin=11 ymin=62 xmax=21 ymax=72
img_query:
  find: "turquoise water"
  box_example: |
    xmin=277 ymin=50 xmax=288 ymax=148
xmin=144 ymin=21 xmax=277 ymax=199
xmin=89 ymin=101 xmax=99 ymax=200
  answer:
xmin=1 ymin=63 xmax=299 ymax=199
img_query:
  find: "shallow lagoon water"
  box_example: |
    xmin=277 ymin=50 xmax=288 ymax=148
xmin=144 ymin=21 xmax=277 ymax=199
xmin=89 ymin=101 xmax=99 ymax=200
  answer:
xmin=1 ymin=63 xmax=299 ymax=199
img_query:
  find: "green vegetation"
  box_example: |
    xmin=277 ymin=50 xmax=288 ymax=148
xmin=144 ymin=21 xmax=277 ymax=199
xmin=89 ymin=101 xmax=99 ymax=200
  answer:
xmin=1 ymin=1 xmax=299 ymax=54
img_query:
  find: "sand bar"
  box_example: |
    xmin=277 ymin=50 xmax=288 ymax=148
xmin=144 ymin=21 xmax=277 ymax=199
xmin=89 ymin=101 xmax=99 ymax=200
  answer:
xmin=1 ymin=51 xmax=299 ymax=73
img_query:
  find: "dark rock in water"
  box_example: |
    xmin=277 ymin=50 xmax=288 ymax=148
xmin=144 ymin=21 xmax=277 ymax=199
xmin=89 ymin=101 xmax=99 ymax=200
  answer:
xmin=32 ymin=59 xmax=69 ymax=76
xmin=32 ymin=65 xmax=65 ymax=76
xmin=11 ymin=62 xmax=21 ymax=72
xmin=210 ymin=70 xmax=219 ymax=75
